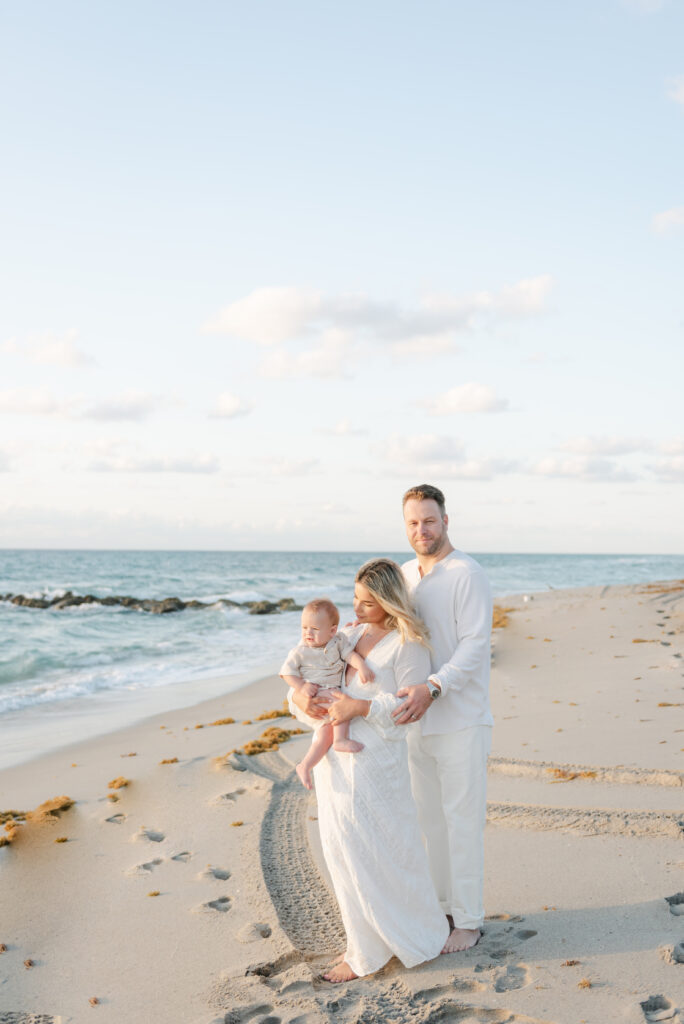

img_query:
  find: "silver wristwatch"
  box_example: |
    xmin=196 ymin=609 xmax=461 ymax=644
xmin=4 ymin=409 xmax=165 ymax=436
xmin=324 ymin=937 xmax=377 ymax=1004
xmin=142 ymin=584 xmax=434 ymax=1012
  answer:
xmin=427 ymin=677 xmax=441 ymax=700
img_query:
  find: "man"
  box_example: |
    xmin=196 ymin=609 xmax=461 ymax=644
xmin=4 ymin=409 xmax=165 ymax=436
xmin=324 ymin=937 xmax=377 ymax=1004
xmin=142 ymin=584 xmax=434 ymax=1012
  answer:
xmin=394 ymin=484 xmax=493 ymax=952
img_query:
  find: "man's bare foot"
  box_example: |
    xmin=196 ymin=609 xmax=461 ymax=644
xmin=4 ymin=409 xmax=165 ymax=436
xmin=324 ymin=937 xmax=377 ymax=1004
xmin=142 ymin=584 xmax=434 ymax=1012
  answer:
xmin=442 ymin=927 xmax=481 ymax=954
xmin=296 ymin=763 xmax=313 ymax=790
xmin=333 ymin=739 xmax=364 ymax=753
xmin=322 ymin=960 xmax=358 ymax=983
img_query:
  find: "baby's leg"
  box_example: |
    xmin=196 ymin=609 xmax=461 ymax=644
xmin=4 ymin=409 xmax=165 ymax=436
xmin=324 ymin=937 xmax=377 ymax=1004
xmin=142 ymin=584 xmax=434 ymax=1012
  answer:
xmin=296 ymin=722 xmax=334 ymax=790
xmin=324 ymin=687 xmax=364 ymax=754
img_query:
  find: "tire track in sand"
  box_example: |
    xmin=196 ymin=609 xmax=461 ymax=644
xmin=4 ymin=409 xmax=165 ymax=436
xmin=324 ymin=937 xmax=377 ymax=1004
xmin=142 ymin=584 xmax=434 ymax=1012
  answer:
xmin=486 ymin=801 xmax=684 ymax=838
xmin=233 ymin=750 xmax=346 ymax=957
xmin=0 ymin=1016 xmax=60 ymax=1024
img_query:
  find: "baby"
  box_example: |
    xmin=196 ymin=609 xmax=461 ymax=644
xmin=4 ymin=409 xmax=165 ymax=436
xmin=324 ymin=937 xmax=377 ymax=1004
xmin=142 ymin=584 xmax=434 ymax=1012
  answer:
xmin=280 ymin=598 xmax=374 ymax=789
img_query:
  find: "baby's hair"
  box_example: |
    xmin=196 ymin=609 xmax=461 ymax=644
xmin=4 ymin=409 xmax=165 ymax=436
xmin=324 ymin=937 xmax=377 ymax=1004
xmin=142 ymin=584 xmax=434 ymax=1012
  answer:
xmin=303 ymin=598 xmax=340 ymax=626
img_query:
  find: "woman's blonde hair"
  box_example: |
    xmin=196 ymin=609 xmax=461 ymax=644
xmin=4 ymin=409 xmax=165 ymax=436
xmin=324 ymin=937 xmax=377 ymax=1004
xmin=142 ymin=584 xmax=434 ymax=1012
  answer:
xmin=355 ymin=558 xmax=430 ymax=647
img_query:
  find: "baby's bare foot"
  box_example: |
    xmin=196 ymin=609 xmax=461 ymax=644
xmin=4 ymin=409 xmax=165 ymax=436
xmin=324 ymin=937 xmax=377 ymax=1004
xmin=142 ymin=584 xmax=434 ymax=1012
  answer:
xmin=296 ymin=763 xmax=313 ymax=789
xmin=333 ymin=739 xmax=364 ymax=754
xmin=322 ymin=960 xmax=358 ymax=984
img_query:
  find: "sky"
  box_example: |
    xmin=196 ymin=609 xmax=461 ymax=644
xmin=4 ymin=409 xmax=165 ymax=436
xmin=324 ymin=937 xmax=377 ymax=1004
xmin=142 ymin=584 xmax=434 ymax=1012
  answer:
xmin=1 ymin=0 xmax=683 ymax=553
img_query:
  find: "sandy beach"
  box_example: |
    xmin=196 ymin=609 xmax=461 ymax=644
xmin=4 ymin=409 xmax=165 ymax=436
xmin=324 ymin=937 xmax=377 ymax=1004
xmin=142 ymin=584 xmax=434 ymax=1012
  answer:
xmin=1 ymin=578 xmax=683 ymax=1024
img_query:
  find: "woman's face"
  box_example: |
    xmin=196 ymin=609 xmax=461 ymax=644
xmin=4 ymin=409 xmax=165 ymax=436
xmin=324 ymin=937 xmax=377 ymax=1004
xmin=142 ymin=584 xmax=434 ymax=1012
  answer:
xmin=353 ymin=581 xmax=387 ymax=625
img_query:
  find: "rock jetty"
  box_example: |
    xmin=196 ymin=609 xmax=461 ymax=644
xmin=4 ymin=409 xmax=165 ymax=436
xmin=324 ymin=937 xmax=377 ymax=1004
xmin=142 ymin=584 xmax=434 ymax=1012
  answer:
xmin=1 ymin=592 xmax=302 ymax=615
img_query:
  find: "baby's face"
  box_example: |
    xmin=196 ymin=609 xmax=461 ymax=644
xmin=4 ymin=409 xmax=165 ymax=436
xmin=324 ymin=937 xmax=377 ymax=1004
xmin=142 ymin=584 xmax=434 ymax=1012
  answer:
xmin=301 ymin=609 xmax=337 ymax=648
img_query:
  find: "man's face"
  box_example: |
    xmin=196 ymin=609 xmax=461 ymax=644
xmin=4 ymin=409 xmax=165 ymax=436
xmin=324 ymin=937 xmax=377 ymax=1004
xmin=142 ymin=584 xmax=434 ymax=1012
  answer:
xmin=403 ymin=498 xmax=449 ymax=556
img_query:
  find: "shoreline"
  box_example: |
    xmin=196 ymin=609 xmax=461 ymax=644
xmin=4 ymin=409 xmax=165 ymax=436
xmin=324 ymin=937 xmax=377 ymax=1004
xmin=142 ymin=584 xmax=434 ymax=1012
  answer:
xmin=1 ymin=577 xmax=683 ymax=1023
xmin=2 ymin=575 xmax=683 ymax=774
xmin=0 ymin=659 xmax=282 ymax=774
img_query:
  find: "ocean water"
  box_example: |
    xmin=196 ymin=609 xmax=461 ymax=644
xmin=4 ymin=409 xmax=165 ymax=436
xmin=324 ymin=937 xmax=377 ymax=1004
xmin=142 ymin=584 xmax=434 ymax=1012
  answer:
xmin=2 ymin=549 xmax=683 ymax=769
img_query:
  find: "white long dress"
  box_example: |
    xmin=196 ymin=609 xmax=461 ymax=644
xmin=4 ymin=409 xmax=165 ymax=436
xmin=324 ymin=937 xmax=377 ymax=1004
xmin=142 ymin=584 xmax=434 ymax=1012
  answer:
xmin=290 ymin=626 xmax=449 ymax=977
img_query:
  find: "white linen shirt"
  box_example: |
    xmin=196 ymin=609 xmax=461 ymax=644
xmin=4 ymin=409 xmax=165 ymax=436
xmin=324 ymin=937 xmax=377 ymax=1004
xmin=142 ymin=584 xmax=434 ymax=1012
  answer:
xmin=402 ymin=549 xmax=493 ymax=735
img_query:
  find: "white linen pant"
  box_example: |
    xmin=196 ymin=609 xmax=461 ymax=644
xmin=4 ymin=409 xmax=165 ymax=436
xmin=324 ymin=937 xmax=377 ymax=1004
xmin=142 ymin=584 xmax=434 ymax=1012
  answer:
xmin=407 ymin=725 xmax=492 ymax=930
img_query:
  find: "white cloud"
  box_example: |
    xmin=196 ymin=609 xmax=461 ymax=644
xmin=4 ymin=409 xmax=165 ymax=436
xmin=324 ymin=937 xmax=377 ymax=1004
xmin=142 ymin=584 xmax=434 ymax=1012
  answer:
xmin=0 ymin=388 xmax=164 ymax=421
xmin=259 ymin=329 xmax=353 ymax=379
xmin=88 ymin=452 xmax=220 ymax=473
xmin=321 ymin=502 xmax=351 ymax=514
xmin=320 ymin=419 xmax=369 ymax=436
xmin=650 ymin=456 xmax=684 ymax=482
xmin=1 ymin=330 xmax=94 ymax=367
xmin=209 ymin=392 xmax=254 ymax=418
xmin=205 ymin=286 xmax=324 ymax=344
xmin=371 ymin=434 xmax=517 ymax=480
xmin=660 ymin=437 xmax=684 ymax=455
xmin=377 ymin=433 xmax=465 ymax=465
xmin=420 ymin=382 xmax=509 ymax=415
xmin=559 ymin=436 xmax=652 ymax=456
xmin=258 ymin=457 xmax=321 ymax=476
xmin=533 ymin=456 xmax=637 ymax=482
xmin=667 ymin=75 xmax=684 ymax=108
xmin=80 ymin=391 xmax=161 ymax=421
xmin=495 ymin=275 xmax=555 ymax=315
xmin=652 ymin=206 xmax=684 ymax=234
xmin=80 ymin=393 xmax=162 ymax=421
xmin=206 ymin=277 xmax=554 ymax=364
xmin=0 ymin=388 xmax=78 ymax=416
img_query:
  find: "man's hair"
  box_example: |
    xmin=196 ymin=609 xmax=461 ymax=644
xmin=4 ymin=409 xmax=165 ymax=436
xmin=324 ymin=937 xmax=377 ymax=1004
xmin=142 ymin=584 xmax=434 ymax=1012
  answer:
xmin=402 ymin=484 xmax=446 ymax=515
xmin=303 ymin=598 xmax=340 ymax=626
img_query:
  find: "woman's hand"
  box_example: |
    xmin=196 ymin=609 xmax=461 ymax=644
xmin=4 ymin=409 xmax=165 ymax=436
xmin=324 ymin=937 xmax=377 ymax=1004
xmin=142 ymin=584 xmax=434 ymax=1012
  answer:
xmin=291 ymin=687 xmax=332 ymax=720
xmin=326 ymin=690 xmax=370 ymax=725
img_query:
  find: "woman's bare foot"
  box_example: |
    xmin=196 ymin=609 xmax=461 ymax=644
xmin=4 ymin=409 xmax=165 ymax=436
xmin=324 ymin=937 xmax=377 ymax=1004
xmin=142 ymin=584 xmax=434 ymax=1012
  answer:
xmin=295 ymin=763 xmax=313 ymax=790
xmin=324 ymin=952 xmax=346 ymax=971
xmin=333 ymin=739 xmax=364 ymax=754
xmin=322 ymin=960 xmax=358 ymax=983
xmin=442 ymin=927 xmax=481 ymax=954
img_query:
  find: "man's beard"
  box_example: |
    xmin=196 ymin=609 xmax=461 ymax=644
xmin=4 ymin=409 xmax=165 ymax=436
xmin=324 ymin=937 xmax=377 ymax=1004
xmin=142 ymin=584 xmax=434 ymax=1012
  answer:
xmin=414 ymin=532 xmax=445 ymax=556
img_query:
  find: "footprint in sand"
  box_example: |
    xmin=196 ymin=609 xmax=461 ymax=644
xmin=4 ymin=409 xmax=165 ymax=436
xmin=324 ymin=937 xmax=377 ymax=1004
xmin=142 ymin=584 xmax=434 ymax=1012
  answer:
xmin=219 ymin=1002 xmax=276 ymax=1023
xmin=640 ymin=994 xmax=677 ymax=1022
xmin=105 ymin=813 xmax=126 ymax=824
xmin=665 ymin=892 xmax=684 ymax=915
xmin=127 ymin=858 xmax=163 ymax=876
xmin=515 ymin=929 xmax=538 ymax=940
xmin=134 ymin=827 xmax=165 ymax=843
xmin=237 ymin=922 xmax=273 ymax=943
xmin=198 ymin=865 xmax=231 ymax=881
xmin=493 ymin=963 xmax=531 ymax=992
xmin=195 ymin=896 xmax=231 ymax=913
xmin=171 ymin=850 xmax=192 ymax=862
xmin=414 ymin=979 xmax=486 ymax=998
xmin=673 ymin=941 xmax=684 ymax=964
xmin=212 ymin=788 xmax=246 ymax=804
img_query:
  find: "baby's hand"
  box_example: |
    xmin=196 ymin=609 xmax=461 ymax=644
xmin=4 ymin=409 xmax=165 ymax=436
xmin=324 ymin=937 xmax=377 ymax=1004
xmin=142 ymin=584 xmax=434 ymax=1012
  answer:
xmin=358 ymin=664 xmax=375 ymax=685
xmin=301 ymin=681 xmax=320 ymax=698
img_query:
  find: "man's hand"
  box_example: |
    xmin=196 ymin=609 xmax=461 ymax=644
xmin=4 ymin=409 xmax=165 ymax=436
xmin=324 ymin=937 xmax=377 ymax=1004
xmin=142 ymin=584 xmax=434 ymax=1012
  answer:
xmin=291 ymin=687 xmax=332 ymax=720
xmin=392 ymin=683 xmax=432 ymax=725
xmin=325 ymin=690 xmax=370 ymax=726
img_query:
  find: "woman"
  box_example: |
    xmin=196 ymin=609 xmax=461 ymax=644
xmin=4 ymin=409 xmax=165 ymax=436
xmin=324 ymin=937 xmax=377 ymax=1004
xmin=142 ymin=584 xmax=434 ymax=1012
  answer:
xmin=290 ymin=558 xmax=449 ymax=983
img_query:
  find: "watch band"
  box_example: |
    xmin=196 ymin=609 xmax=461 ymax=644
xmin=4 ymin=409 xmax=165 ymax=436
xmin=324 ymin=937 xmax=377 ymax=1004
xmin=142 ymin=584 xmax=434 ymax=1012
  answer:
xmin=427 ymin=677 xmax=441 ymax=699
